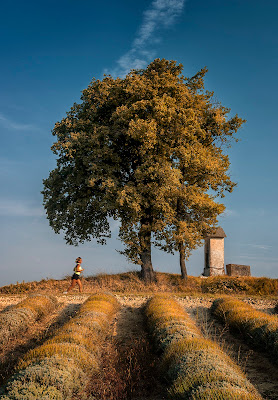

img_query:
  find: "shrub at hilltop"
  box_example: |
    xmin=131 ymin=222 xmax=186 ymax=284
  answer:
xmin=201 ymin=276 xmax=278 ymax=295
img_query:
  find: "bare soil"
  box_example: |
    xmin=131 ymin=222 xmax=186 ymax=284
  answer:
xmin=88 ymin=295 xmax=166 ymax=400
xmin=114 ymin=296 xmax=167 ymax=400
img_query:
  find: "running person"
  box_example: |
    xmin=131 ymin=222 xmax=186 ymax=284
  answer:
xmin=64 ymin=257 xmax=84 ymax=293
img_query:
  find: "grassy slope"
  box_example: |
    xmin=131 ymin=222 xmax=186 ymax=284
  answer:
xmin=0 ymin=272 xmax=277 ymax=297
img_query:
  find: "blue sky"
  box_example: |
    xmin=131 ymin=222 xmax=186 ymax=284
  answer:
xmin=1 ymin=0 xmax=278 ymax=285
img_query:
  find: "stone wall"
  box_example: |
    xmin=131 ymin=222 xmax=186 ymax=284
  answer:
xmin=226 ymin=264 xmax=251 ymax=277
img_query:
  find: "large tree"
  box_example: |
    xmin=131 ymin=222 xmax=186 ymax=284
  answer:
xmin=42 ymin=59 xmax=244 ymax=282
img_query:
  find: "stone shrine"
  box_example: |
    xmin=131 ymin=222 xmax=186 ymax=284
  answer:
xmin=203 ymin=227 xmax=226 ymax=276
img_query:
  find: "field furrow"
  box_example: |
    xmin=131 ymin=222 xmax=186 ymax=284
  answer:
xmin=146 ymin=295 xmax=264 ymax=399
xmin=88 ymin=295 xmax=167 ymax=400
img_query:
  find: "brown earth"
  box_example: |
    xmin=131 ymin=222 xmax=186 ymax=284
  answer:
xmin=0 ymin=294 xmax=277 ymax=399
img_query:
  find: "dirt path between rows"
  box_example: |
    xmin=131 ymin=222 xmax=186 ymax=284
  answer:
xmin=114 ymin=297 xmax=167 ymax=400
xmin=88 ymin=296 xmax=167 ymax=400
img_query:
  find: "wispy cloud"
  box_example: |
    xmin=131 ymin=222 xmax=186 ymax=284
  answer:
xmin=0 ymin=200 xmax=44 ymax=217
xmin=222 ymin=208 xmax=239 ymax=218
xmin=105 ymin=0 xmax=186 ymax=77
xmin=0 ymin=113 xmax=36 ymax=131
xmin=244 ymin=243 xmax=272 ymax=251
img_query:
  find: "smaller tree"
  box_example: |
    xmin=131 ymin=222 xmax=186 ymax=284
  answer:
xmin=147 ymin=66 xmax=244 ymax=279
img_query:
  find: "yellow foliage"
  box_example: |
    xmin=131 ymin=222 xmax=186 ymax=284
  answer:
xmin=0 ymin=294 xmax=58 ymax=346
xmin=46 ymin=333 xmax=100 ymax=354
xmin=190 ymin=382 xmax=262 ymax=400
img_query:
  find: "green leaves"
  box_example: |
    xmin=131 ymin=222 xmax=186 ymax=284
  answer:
xmin=42 ymin=58 xmax=244 ymax=277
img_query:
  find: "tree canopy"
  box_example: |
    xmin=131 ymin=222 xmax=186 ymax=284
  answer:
xmin=42 ymin=59 xmax=245 ymax=282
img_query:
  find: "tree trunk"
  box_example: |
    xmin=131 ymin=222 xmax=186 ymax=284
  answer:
xmin=140 ymin=248 xmax=156 ymax=283
xmin=139 ymin=219 xmax=156 ymax=283
xmin=179 ymin=243 xmax=188 ymax=280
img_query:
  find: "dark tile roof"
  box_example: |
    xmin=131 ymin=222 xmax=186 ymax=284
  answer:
xmin=207 ymin=226 xmax=226 ymax=238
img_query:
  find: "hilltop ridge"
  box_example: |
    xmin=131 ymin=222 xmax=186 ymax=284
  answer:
xmin=0 ymin=272 xmax=277 ymax=296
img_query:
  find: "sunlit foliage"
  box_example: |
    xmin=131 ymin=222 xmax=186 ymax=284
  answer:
xmin=43 ymin=59 xmax=245 ymax=281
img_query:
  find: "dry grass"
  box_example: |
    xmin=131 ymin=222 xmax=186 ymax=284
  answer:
xmin=1 ymin=272 xmax=277 ymax=296
xmin=0 ymin=293 xmax=120 ymax=399
xmin=145 ymin=295 xmax=263 ymax=400
xmin=201 ymin=276 xmax=278 ymax=295
xmin=211 ymin=297 xmax=278 ymax=365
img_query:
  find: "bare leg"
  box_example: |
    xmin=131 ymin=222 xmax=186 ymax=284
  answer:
xmin=67 ymin=279 xmax=77 ymax=292
xmin=77 ymin=279 xmax=82 ymax=293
